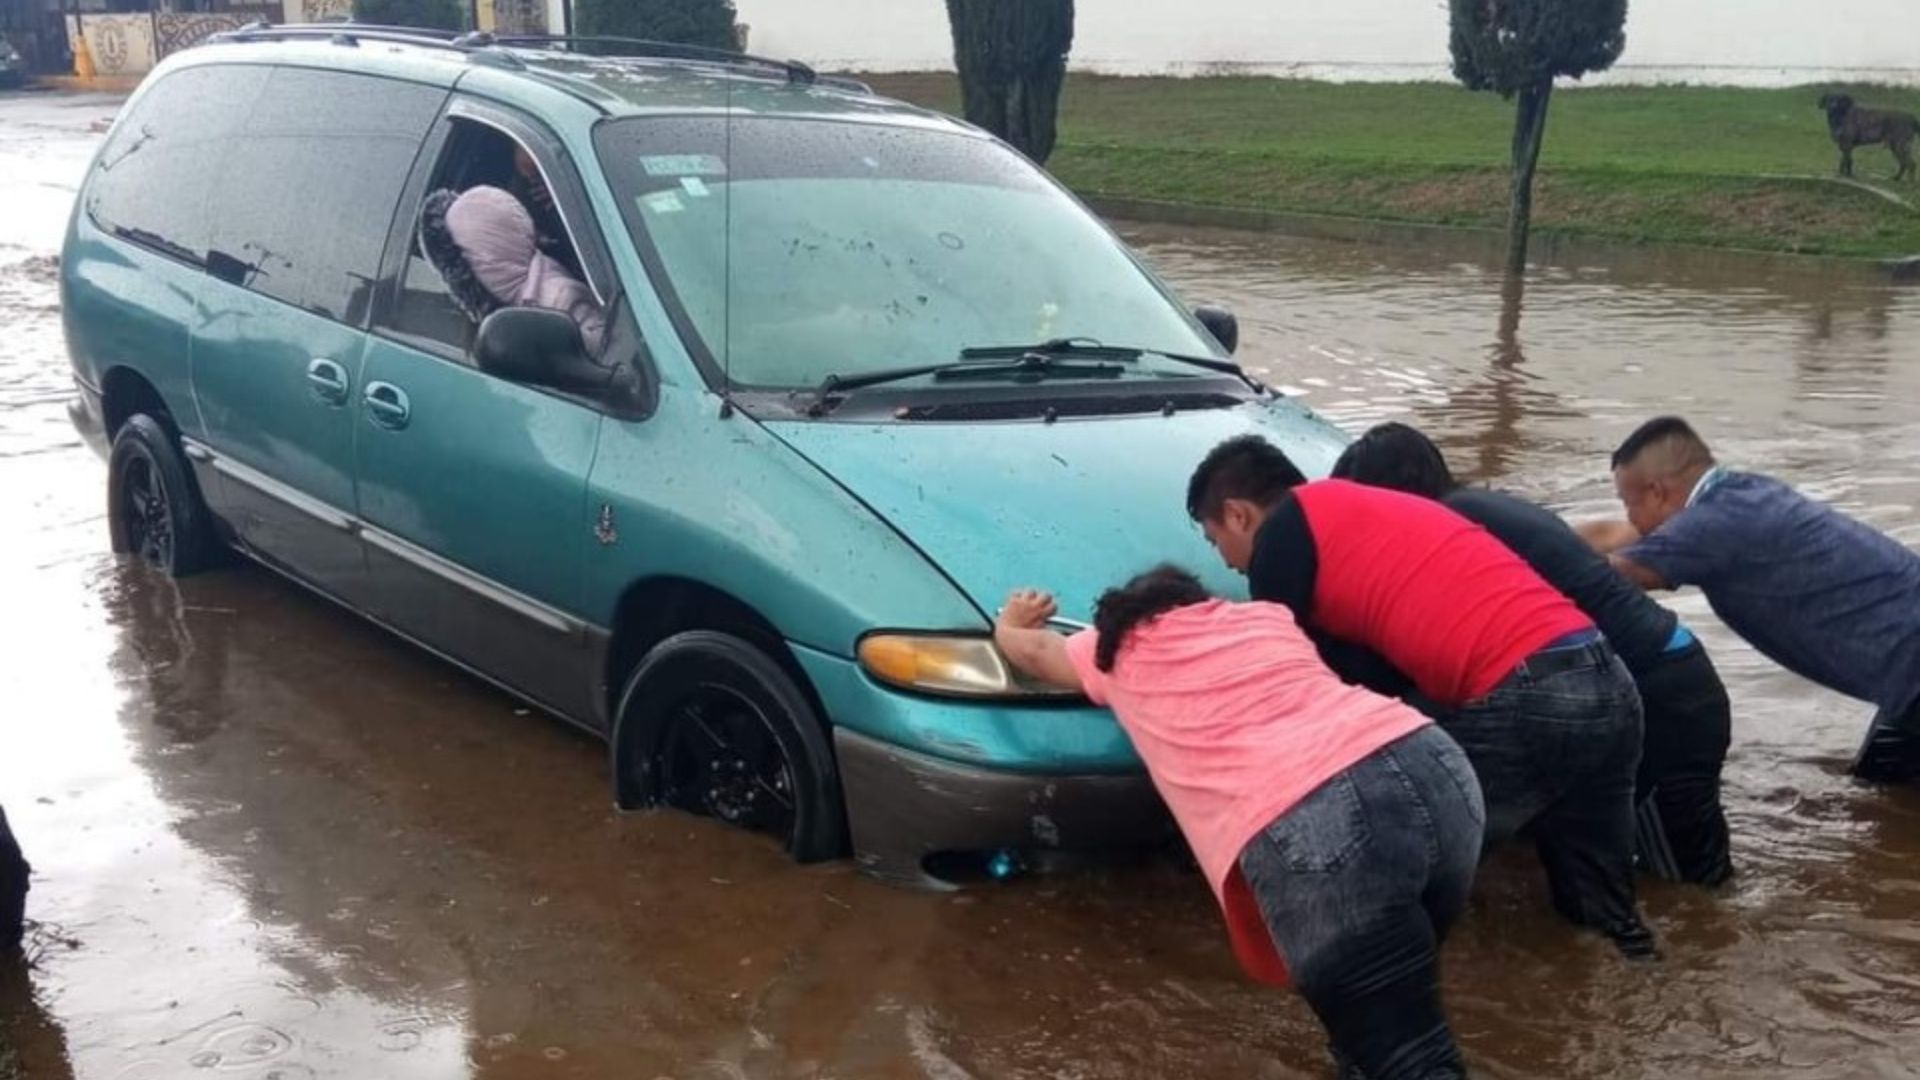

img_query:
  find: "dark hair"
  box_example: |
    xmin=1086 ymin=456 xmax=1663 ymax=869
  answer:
xmin=1611 ymin=416 xmax=1715 ymax=471
xmin=1186 ymin=435 xmax=1307 ymax=522
xmin=1092 ymin=565 xmax=1212 ymax=672
xmin=1328 ymin=422 xmax=1457 ymax=498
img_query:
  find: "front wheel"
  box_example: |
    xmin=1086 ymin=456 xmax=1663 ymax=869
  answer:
xmin=613 ymin=631 xmax=847 ymax=862
xmin=107 ymin=414 xmax=218 ymax=577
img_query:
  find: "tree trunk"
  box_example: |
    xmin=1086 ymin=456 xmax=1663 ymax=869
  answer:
xmin=1505 ymin=78 xmax=1554 ymax=276
xmin=1010 ymin=51 xmax=1068 ymax=164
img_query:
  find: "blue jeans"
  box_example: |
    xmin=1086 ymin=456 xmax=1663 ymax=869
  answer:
xmin=1444 ymin=638 xmax=1655 ymax=958
xmin=1238 ymin=726 xmax=1485 ymax=1080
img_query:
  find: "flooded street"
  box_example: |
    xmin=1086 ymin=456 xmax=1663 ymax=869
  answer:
xmin=6 ymin=87 xmax=1920 ymax=1078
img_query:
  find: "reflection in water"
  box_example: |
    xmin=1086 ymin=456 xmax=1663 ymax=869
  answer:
xmin=1126 ymin=222 xmax=1920 ymax=525
xmin=1 ymin=956 xmax=75 ymax=1080
xmin=1451 ymin=271 xmax=1538 ymax=483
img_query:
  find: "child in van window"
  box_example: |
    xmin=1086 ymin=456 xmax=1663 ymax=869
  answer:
xmin=423 ymin=185 xmax=607 ymax=357
xmin=993 ymin=568 xmax=1483 ymax=1080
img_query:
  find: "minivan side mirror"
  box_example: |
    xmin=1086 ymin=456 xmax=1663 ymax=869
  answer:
xmin=472 ymin=307 xmax=609 ymax=393
xmin=1193 ymin=304 xmax=1239 ymax=356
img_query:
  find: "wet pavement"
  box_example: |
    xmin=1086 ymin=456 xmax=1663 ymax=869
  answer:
xmin=5 ymin=87 xmax=1920 ymax=1078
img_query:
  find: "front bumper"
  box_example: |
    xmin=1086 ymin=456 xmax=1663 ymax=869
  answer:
xmin=68 ymin=378 xmax=108 ymax=460
xmin=789 ymin=640 xmax=1172 ymax=887
xmin=835 ymin=726 xmax=1173 ymax=889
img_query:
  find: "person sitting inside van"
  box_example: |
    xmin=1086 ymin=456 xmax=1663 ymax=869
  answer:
xmin=994 ymin=568 xmax=1483 ymax=1080
xmin=421 ymin=184 xmax=606 ymax=357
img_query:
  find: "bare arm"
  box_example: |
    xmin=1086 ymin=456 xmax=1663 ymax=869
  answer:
xmin=1608 ymin=553 xmax=1672 ymax=592
xmin=1576 ymin=518 xmax=1642 ymax=554
xmin=992 ymin=590 xmax=1084 ymax=692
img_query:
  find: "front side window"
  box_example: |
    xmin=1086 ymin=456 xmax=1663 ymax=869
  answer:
xmin=86 ymin=64 xmax=271 ymax=265
xmin=385 ymin=117 xmax=595 ymax=357
xmin=207 ymin=68 xmax=445 ymax=323
xmin=594 ymin=117 xmax=1218 ymax=391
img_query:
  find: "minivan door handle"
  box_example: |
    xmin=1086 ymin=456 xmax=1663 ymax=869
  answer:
xmin=305 ymin=358 xmax=350 ymax=406
xmin=363 ymin=381 xmax=412 ymax=430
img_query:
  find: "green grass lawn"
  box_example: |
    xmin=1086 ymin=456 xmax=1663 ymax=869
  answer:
xmin=866 ymin=74 xmax=1920 ymax=259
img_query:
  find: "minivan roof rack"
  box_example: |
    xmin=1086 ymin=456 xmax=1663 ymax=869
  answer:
xmin=214 ymin=21 xmax=528 ymax=69
xmin=467 ymin=33 xmax=869 ymax=91
xmin=211 ymin=22 xmax=867 ymax=91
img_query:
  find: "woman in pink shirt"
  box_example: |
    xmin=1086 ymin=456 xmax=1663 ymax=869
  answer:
xmin=995 ymin=566 xmax=1485 ymax=1080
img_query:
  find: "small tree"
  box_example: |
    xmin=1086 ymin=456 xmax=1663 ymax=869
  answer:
xmin=354 ymin=0 xmax=465 ymax=30
xmin=1451 ymin=0 xmax=1627 ymax=274
xmin=945 ymin=0 xmax=1075 ymax=164
xmin=574 ymin=0 xmax=739 ymax=51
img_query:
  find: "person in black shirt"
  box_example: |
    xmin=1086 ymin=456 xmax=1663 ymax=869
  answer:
xmin=1332 ymin=422 xmax=1734 ymax=887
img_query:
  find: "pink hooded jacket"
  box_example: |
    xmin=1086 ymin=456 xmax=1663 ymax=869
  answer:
xmin=444 ymin=185 xmax=607 ymax=356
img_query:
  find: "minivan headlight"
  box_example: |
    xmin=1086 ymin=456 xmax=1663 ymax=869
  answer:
xmin=858 ymin=633 xmax=1078 ymax=699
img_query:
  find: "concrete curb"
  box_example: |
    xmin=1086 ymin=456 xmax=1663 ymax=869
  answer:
xmin=1083 ymin=193 xmax=1920 ymax=282
xmin=1753 ymin=173 xmax=1916 ymax=211
xmin=31 ymin=75 xmax=143 ymax=94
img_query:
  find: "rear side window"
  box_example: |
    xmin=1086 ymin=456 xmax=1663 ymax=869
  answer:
xmin=208 ymin=68 xmax=445 ymax=324
xmin=86 ymin=64 xmax=271 ymax=266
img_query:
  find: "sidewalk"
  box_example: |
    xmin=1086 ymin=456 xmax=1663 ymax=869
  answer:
xmin=32 ymin=75 xmax=142 ymax=94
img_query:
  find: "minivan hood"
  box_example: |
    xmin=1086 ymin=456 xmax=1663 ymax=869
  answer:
xmin=762 ymin=399 xmax=1351 ymax=626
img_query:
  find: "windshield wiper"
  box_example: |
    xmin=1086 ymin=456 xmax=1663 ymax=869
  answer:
xmin=805 ymin=341 xmax=1136 ymax=416
xmin=932 ymin=354 xmax=1126 ymax=383
xmin=965 ymin=337 xmax=1265 ymax=391
xmin=957 ymin=337 xmax=1145 ymax=363
xmin=802 ymin=337 xmax=1263 ymax=417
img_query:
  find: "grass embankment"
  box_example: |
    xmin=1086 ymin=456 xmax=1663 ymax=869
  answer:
xmin=866 ymin=74 xmax=1920 ymax=259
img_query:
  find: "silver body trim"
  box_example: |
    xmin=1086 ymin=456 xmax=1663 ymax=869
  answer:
xmin=189 ymin=436 xmax=356 ymax=533
xmin=361 ymin=526 xmax=578 ymax=635
xmin=185 ymin=436 xmax=583 ymax=636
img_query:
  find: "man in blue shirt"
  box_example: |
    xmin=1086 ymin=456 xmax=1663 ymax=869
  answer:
xmin=1585 ymin=417 xmax=1920 ymax=782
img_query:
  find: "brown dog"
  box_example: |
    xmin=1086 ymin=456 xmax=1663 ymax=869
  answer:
xmin=1820 ymin=93 xmax=1918 ymax=181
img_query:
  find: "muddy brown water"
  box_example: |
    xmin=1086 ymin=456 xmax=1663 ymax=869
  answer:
xmin=5 ymin=90 xmax=1920 ymax=1079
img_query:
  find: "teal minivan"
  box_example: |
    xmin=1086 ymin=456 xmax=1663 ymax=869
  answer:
xmin=63 ymin=26 xmax=1347 ymax=884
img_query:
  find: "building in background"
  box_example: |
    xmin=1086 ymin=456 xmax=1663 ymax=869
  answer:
xmin=1 ymin=0 xmax=568 ymax=78
xmin=734 ymin=0 xmax=1920 ymax=87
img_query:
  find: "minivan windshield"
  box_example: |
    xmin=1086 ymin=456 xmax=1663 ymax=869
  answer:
xmin=594 ymin=116 xmax=1222 ymax=391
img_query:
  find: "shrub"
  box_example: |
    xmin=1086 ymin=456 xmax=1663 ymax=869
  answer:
xmin=945 ymin=0 xmax=1075 ymax=164
xmin=573 ymin=0 xmax=739 ymax=51
xmin=1449 ymin=0 xmax=1627 ymax=273
xmin=353 ymin=0 xmax=466 ymax=31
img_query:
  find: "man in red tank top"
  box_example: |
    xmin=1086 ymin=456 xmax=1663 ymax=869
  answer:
xmin=1188 ymin=435 xmax=1656 ymax=958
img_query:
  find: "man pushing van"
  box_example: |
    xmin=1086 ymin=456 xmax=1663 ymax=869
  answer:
xmin=1583 ymin=417 xmax=1920 ymax=782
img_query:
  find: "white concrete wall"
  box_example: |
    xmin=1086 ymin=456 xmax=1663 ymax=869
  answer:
xmin=735 ymin=0 xmax=1920 ymax=86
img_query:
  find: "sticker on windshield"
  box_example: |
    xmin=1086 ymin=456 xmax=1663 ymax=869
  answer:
xmin=642 ymin=191 xmax=685 ymax=215
xmin=640 ymin=154 xmax=728 ymax=178
xmin=679 ymin=176 xmax=711 ymax=198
